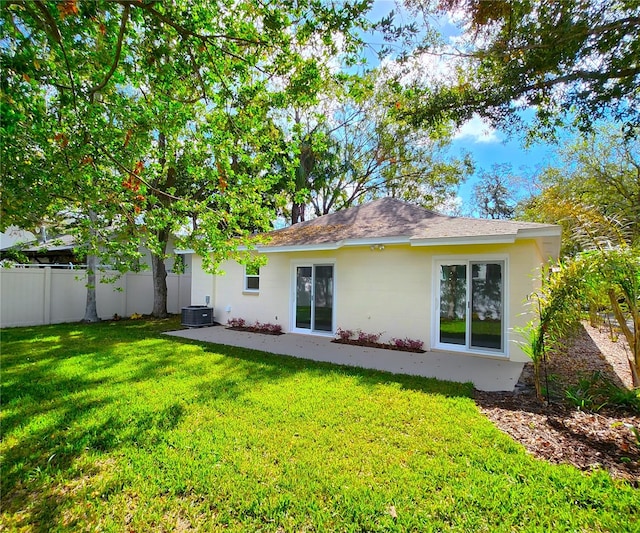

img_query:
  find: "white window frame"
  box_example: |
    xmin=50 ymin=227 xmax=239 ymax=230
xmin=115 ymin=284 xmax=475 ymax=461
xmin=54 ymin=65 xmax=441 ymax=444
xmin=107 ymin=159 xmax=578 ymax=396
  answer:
xmin=244 ymin=264 xmax=260 ymax=292
xmin=290 ymin=259 xmax=337 ymax=336
xmin=432 ymin=254 xmax=509 ymax=357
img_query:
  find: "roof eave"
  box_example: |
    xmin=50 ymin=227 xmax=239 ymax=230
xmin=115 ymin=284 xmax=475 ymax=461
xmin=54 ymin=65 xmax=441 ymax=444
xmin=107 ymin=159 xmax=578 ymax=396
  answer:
xmin=410 ymin=235 xmax=517 ymax=247
xmin=253 ymin=242 xmax=341 ymax=253
xmin=253 ymin=236 xmax=410 ymax=253
xmin=516 ymin=227 xmax=562 ymax=238
xmin=180 ymin=225 xmax=563 ymax=256
xmin=517 ymin=227 xmax=562 ymax=261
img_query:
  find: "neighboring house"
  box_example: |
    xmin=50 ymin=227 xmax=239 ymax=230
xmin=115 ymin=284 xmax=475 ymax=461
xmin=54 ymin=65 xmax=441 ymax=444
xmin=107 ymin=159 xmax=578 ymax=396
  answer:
xmin=1 ymin=226 xmax=84 ymax=265
xmin=0 ymin=228 xmax=183 ymax=271
xmin=185 ymin=198 xmax=561 ymax=364
xmin=1 ymin=234 xmax=79 ymax=265
xmin=0 ymin=226 xmax=36 ymax=250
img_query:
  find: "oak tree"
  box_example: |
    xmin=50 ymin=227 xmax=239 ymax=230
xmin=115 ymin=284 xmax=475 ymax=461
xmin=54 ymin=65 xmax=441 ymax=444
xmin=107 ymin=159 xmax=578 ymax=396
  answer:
xmin=1 ymin=0 xmax=373 ymax=318
xmin=402 ymin=0 xmax=640 ymax=137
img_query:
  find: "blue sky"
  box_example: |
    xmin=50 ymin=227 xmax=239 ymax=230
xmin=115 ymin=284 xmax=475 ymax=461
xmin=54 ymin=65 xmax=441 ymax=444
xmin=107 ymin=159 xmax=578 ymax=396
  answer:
xmin=446 ymin=118 xmax=561 ymax=213
xmin=366 ymin=1 xmax=562 ymax=214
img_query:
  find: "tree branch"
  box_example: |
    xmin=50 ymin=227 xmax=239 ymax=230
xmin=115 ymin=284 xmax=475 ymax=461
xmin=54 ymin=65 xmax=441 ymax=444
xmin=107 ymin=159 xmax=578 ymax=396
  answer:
xmin=31 ymin=0 xmax=61 ymax=43
xmin=30 ymin=1 xmax=78 ymax=111
xmin=89 ymin=4 xmax=130 ymax=97
xmin=93 ymin=141 xmax=184 ymax=203
xmin=118 ymin=1 xmax=267 ymax=46
xmin=520 ymin=67 xmax=640 ymax=94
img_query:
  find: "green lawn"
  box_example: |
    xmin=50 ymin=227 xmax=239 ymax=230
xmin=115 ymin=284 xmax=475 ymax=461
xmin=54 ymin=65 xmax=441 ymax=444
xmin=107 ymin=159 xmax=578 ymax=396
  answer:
xmin=1 ymin=319 xmax=637 ymax=532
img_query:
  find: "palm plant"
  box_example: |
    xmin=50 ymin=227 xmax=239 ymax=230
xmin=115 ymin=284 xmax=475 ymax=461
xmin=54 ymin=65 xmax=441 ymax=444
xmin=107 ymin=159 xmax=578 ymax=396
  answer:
xmin=570 ymin=205 xmax=640 ymax=386
xmin=517 ymin=261 xmax=584 ymax=401
xmin=520 ymin=204 xmax=639 ymax=399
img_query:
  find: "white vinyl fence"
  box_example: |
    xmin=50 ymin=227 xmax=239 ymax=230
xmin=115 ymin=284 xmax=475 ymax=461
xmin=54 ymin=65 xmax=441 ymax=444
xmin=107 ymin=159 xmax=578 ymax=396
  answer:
xmin=0 ymin=266 xmax=191 ymax=328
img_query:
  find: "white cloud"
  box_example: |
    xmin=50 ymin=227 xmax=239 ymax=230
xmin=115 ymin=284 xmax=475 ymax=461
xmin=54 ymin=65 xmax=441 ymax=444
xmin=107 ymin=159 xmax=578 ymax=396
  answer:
xmin=433 ymin=195 xmax=463 ymax=216
xmin=453 ymin=114 xmax=500 ymax=144
xmin=379 ymin=45 xmax=463 ymax=88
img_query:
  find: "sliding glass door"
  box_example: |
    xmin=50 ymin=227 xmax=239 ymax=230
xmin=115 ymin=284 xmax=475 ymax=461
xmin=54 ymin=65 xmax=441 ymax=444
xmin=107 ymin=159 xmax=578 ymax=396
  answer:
xmin=436 ymin=260 xmax=504 ymax=353
xmin=438 ymin=264 xmax=467 ymax=346
xmin=295 ymin=264 xmax=334 ymax=333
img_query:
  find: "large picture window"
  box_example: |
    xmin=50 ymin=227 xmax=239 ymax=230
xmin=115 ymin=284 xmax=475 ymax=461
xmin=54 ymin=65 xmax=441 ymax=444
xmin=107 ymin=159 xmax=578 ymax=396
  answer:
xmin=435 ymin=259 xmax=505 ymax=354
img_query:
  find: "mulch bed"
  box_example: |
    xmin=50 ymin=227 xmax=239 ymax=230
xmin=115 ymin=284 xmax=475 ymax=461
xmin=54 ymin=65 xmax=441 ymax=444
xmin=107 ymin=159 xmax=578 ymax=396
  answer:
xmin=226 ymin=326 xmax=285 ymax=336
xmin=475 ymin=323 xmax=639 ymax=484
xmin=332 ymin=338 xmax=426 ymax=353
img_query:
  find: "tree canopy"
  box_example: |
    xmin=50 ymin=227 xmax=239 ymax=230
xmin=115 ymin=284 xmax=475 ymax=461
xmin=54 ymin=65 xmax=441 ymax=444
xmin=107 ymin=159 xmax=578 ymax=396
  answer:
xmin=1 ymin=0 xmax=372 ymax=227
xmin=1 ymin=0 xmax=374 ymax=316
xmin=518 ymin=124 xmax=640 ymax=255
xmin=401 ymin=0 xmax=640 ymax=137
xmin=472 ymin=164 xmax=519 ymax=219
xmin=282 ymin=72 xmax=472 ymax=224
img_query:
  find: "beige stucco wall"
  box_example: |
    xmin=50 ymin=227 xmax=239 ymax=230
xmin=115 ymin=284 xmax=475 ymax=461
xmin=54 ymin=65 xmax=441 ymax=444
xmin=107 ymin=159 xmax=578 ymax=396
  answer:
xmin=191 ymin=239 xmax=545 ymax=363
xmin=335 ymin=246 xmax=430 ymax=343
xmin=190 ymin=254 xmax=216 ymax=307
xmin=213 ymin=252 xmax=298 ymax=329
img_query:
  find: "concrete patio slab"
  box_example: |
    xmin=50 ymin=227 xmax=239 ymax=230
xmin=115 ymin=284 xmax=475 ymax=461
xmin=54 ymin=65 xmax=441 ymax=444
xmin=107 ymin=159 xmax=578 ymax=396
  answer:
xmin=165 ymin=326 xmax=525 ymax=392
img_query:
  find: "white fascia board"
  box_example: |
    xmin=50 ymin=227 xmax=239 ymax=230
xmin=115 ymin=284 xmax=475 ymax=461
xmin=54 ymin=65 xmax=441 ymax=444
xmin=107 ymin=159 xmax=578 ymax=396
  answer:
xmin=516 ymin=227 xmax=562 ymax=238
xmin=410 ymin=235 xmax=517 ymax=247
xmin=341 ymin=236 xmax=410 ymax=247
xmin=254 ymin=236 xmax=410 ymax=253
xmin=174 ymin=248 xmax=196 ymax=255
xmin=248 ymin=243 xmax=342 ymax=253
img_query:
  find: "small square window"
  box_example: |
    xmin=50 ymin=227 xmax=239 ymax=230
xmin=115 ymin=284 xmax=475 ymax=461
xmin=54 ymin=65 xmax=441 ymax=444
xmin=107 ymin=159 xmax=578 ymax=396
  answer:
xmin=244 ymin=265 xmax=260 ymax=291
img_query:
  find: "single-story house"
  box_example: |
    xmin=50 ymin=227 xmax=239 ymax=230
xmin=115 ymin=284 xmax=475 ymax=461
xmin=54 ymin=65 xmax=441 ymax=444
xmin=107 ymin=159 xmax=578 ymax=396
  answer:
xmin=186 ymin=198 xmax=561 ymax=364
xmin=0 ymin=233 xmax=79 ymax=265
xmin=1 ymin=226 xmax=183 ymax=272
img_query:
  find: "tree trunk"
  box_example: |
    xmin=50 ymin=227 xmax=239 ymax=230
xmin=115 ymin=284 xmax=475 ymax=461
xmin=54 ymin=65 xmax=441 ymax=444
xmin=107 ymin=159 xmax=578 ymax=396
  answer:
xmin=291 ymin=202 xmax=306 ymax=225
xmin=608 ymin=289 xmax=639 ymax=387
xmin=83 ymin=252 xmax=100 ymax=322
xmin=83 ymin=209 xmax=100 ymax=323
xmin=632 ymin=309 xmax=640 ymax=388
xmin=290 ymin=125 xmax=314 ymax=225
xmin=151 ymin=229 xmax=169 ymax=318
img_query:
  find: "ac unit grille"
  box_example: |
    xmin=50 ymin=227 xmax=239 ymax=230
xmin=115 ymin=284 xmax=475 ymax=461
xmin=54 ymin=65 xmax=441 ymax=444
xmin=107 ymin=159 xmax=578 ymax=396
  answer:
xmin=181 ymin=306 xmax=214 ymax=327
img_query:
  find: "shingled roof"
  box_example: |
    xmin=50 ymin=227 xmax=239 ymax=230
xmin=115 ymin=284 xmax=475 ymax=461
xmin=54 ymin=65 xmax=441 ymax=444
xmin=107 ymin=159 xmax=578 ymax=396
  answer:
xmin=262 ymin=198 xmax=560 ymax=253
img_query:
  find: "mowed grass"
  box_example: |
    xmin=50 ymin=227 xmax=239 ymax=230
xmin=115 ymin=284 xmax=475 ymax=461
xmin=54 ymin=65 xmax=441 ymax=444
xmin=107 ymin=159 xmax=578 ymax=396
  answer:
xmin=1 ymin=319 xmax=637 ymax=532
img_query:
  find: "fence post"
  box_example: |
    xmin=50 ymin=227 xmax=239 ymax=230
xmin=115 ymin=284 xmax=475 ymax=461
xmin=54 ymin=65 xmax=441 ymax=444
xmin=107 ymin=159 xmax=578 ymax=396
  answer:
xmin=176 ymin=274 xmax=181 ymax=313
xmin=43 ymin=267 xmax=52 ymax=325
xmin=120 ymin=272 xmax=127 ymax=317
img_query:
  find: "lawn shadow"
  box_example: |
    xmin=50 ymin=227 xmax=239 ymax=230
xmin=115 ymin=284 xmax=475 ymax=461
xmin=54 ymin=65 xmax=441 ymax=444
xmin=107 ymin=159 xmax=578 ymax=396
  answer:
xmin=0 ymin=319 xmax=191 ymax=530
xmin=1 ymin=318 xmax=472 ymax=531
xmin=170 ymin=336 xmax=475 ymax=403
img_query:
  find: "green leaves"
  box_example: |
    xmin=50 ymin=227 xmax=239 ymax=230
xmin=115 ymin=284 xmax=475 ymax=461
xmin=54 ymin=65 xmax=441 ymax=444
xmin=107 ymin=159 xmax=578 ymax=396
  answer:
xmin=408 ymin=0 xmax=640 ymax=137
xmin=282 ymin=68 xmax=472 ymax=222
xmin=518 ymin=124 xmax=640 ymax=256
xmin=522 ymin=244 xmax=640 ymax=399
xmin=1 ymin=0 xmax=375 ymax=281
